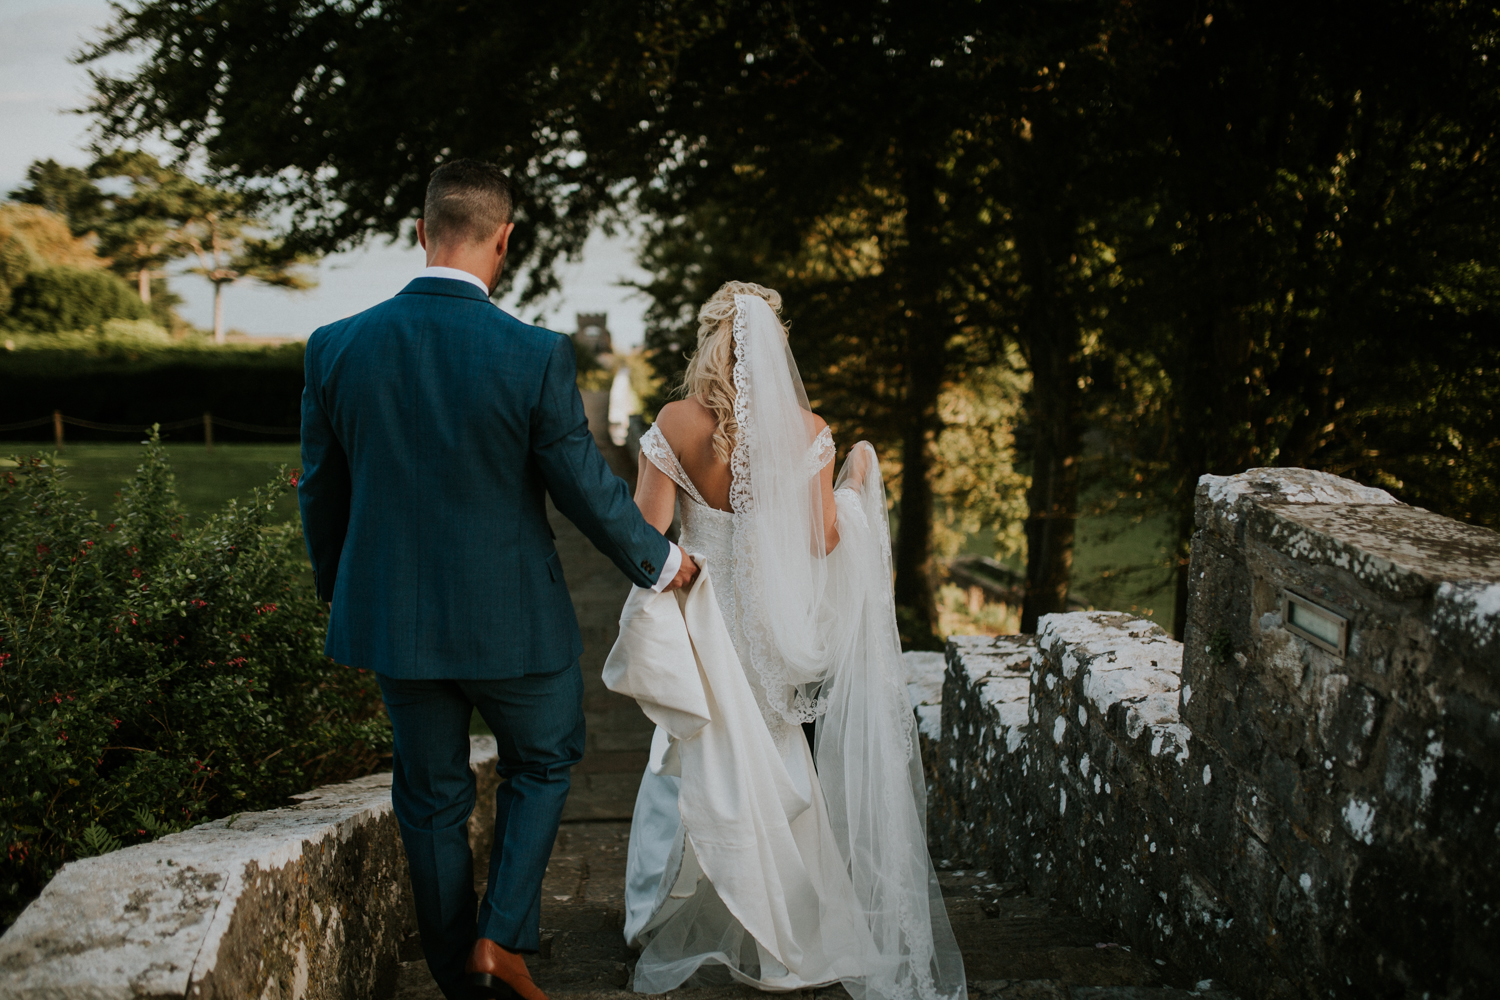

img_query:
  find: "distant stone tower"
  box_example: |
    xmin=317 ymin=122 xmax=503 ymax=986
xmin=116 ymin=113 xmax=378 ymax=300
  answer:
xmin=576 ymin=313 xmax=613 ymax=357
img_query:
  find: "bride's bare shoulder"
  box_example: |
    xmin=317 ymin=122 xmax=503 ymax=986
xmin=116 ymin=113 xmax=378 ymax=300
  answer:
xmin=654 ymin=397 xmax=717 ymax=448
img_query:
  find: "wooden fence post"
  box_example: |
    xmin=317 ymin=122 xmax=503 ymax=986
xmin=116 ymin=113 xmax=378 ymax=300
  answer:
xmin=53 ymin=410 xmax=63 ymax=450
xmin=204 ymin=412 xmax=214 ymax=451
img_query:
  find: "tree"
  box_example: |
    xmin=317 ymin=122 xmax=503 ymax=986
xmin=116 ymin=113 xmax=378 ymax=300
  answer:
xmin=1098 ymin=0 xmax=1500 ymax=628
xmin=81 ymin=0 xmax=1500 ymax=645
xmin=615 ymin=7 xmax=1025 ymax=644
xmin=623 ymin=2 xmax=1143 ymax=637
xmin=175 ymin=190 xmax=315 ymax=343
xmin=77 ymin=0 xmax=1128 ymax=645
xmin=89 ymin=151 xmax=201 ymax=305
xmin=80 ymin=1 xmax=643 ymax=301
xmin=10 ymin=152 xmax=306 ymax=334
xmin=9 ymin=159 xmax=107 ymax=237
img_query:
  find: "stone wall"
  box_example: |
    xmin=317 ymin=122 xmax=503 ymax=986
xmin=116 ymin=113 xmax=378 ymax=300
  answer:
xmin=930 ymin=469 xmax=1500 ymax=999
xmin=0 ymin=737 xmax=500 ymax=1000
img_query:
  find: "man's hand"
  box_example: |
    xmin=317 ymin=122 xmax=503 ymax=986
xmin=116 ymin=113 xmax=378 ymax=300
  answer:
xmin=663 ymin=553 xmax=701 ymax=592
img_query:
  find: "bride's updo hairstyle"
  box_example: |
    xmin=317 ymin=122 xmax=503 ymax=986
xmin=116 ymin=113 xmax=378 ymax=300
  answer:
xmin=681 ymin=280 xmax=784 ymax=464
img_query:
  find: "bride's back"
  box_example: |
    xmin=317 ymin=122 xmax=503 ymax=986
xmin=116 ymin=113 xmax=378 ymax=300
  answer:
xmin=652 ymin=396 xmax=831 ymax=513
xmin=652 ymin=396 xmax=734 ymax=511
xmin=633 ymin=280 xmax=839 ymax=555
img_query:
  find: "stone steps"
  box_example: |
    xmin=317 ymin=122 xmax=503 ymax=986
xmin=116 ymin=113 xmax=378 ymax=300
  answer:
xmin=385 ymin=824 xmax=1236 ymax=1000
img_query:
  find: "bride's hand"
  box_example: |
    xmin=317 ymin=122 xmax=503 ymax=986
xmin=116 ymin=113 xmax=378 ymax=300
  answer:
xmin=840 ymin=441 xmax=875 ymax=492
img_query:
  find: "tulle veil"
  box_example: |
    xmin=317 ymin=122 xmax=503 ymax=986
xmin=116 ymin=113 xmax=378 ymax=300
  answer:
xmin=728 ymin=293 xmax=966 ymax=1000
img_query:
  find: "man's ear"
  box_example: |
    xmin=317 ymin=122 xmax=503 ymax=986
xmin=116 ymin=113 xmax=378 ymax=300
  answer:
xmin=416 ymin=218 xmax=428 ymax=251
xmin=495 ymin=222 xmax=515 ymax=259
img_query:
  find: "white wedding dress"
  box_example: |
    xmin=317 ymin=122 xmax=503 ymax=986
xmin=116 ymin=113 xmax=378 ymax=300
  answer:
xmin=608 ymin=295 xmax=966 ymax=1000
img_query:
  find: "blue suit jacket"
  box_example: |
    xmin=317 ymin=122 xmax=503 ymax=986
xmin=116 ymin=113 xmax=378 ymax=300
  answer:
xmin=298 ymin=276 xmax=670 ymax=679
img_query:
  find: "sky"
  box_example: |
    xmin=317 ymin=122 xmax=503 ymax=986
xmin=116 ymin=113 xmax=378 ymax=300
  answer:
xmin=0 ymin=0 xmax=654 ymax=346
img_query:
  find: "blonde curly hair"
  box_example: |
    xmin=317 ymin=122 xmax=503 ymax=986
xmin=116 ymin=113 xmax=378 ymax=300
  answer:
xmin=681 ymin=280 xmax=784 ymax=464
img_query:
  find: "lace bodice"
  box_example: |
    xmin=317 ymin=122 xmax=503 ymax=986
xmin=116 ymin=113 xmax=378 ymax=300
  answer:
xmin=638 ymin=423 xmax=737 ymax=598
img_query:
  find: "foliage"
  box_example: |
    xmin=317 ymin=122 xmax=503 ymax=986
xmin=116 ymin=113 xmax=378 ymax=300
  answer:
xmin=931 ymin=359 xmax=1030 ymax=565
xmin=936 ymin=583 xmax=1020 ymax=640
xmin=1330 ymin=345 xmax=1500 ymax=529
xmin=0 ymin=205 xmax=104 ymax=274
xmin=11 ymin=151 xmax=315 ymax=338
xmin=1088 ymin=0 xmax=1500 ymax=622
xmin=0 ymin=433 xmax=389 ymax=929
xmin=82 ymin=0 xmax=1500 ymax=643
xmin=572 ymin=334 xmax=613 ymax=392
xmin=8 ymin=161 xmax=108 ymax=238
xmin=0 ymin=206 xmax=110 ymax=318
xmin=6 ymin=267 xmax=149 ymax=334
xmin=1 ymin=321 xmax=173 ymax=350
xmin=0 ymin=236 xmax=40 ymax=318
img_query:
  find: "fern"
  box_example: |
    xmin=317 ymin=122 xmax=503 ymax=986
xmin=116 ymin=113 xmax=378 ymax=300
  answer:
xmin=131 ymin=806 xmax=179 ymax=840
xmin=76 ymin=823 xmax=122 ymax=858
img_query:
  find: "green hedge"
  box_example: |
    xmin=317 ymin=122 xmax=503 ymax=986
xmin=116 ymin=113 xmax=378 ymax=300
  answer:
xmin=7 ymin=267 xmax=149 ymax=333
xmin=0 ymin=345 xmax=305 ymax=443
xmin=0 ymin=434 xmax=390 ymax=929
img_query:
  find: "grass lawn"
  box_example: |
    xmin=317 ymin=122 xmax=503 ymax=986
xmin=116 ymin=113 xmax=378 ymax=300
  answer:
xmin=2 ymin=440 xmax=303 ymax=524
xmin=952 ymin=492 xmax=1179 ymax=635
xmin=1070 ymin=500 xmax=1177 ymax=632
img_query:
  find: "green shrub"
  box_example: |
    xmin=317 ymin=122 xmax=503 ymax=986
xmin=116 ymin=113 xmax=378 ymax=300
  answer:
xmin=0 ymin=234 xmax=42 ymax=316
xmin=0 ymin=344 xmax=304 ymax=443
xmin=0 ymin=432 xmax=390 ymax=929
xmin=7 ymin=266 xmax=149 ymax=332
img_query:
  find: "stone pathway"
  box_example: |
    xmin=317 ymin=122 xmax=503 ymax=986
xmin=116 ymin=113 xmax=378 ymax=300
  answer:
xmin=386 ymin=468 xmax=1236 ymax=1000
xmin=389 ymin=827 xmax=1232 ymax=1000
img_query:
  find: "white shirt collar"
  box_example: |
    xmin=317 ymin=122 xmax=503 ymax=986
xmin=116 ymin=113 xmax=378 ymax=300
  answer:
xmin=418 ymin=265 xmax=491 ymax=296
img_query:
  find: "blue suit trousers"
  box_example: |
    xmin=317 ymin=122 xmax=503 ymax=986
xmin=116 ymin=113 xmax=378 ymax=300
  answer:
xmin=377 ymin=667 xmax=585 ymax=999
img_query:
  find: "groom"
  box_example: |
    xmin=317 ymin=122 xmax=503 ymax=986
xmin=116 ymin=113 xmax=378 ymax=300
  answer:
xmin=298 ymin=159 xmax=696 ymax=1000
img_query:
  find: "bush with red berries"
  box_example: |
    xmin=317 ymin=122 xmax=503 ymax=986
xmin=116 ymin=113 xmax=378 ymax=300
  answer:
xmin=0 ymin=430 xmax=390 ymax=929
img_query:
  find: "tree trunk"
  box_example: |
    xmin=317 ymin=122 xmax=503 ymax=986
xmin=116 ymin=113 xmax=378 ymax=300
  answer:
xmin=213 ymin=282 xmax=226 ymax=344
xmin=890 ymin=155 xmax=947 ymax=650
xmin=891 ymin=367 xmax=943 ymax=649
xmin=1019 ymin=338 xmax=1081 ymax=633
xmin=138 ymin=268 xmax=151 ymax=304
xmin=1015 ymin=202 xmax=1084 ymax=634
xmin=1171 ymin=506 xmax=1194 ymax=639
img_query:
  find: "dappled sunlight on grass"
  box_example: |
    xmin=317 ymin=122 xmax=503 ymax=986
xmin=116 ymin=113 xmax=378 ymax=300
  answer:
xmin=938 ymin=583 xmax=1022 ymax=638
xmin=0 ymin=442 xmax=303 ymax=524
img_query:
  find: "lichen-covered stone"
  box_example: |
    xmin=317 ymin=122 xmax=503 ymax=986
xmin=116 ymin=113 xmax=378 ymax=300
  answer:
xmin=0 ymin=737 xmax=500 ymax=1000
xmin=904 ymin=650 xmax=947 ymax=744
xmin=1183 ymin=469 xmax=1500 ymax=998
xmin=931 ymin=467 xmax=1500 ymax=1000
xmin=928 ymin=635 xmax=1037 ymax=867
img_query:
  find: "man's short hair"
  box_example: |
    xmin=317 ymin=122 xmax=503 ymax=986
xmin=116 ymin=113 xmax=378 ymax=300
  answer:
xmin=423 ymin=159 xmax=514 ymax=246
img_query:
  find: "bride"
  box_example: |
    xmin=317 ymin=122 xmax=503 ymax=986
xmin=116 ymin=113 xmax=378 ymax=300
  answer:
xmin=608 ymin=281 xmax=966 ymax=1000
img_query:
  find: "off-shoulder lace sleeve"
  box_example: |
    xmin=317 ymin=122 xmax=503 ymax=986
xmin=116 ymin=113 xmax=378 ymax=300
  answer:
xmin=640 ymin=425 xmax=710 ymax=508
xmin=806 ymin=426 xmax=835 ymax=477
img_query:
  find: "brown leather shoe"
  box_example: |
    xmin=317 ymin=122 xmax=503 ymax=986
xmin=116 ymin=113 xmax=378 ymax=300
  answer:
xmin=465 ymin=938 xmax=548 ymax=1000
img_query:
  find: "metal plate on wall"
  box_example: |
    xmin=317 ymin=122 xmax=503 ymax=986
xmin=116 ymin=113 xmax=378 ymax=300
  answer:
xmin=1282 ymin=590 xmax=1349 ymax=657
